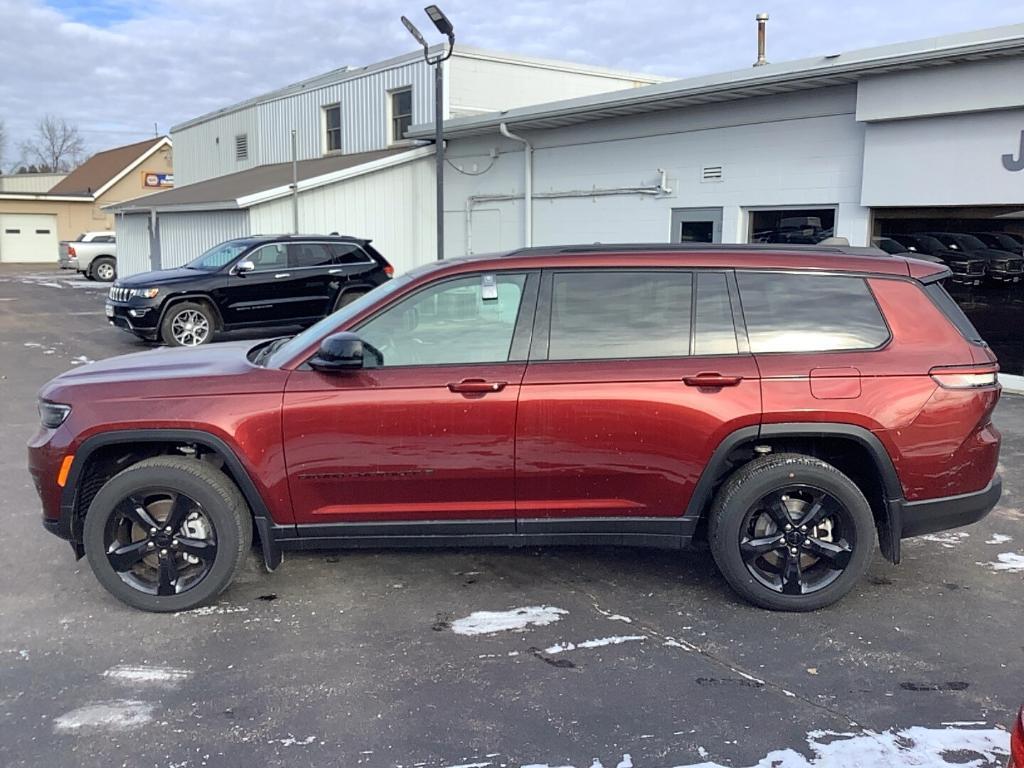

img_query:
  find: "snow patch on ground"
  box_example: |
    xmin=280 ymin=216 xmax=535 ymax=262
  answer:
xmin=102 ymin=664 xmax=191 ymax=685
xmin=268 ymin=735 xmax=317 ymax=747
xmin=985 ymin=533 xmax=1012 ymax=545
xmin=451 ymin=606 xmax=567 ymax=636
xmin=70 ymin=355 xmax=95 ymax=365
xmin=180 ymin=604 xmax=249 ymax=616
xmin=544 ymin=635 xmax=647 ymax=654
xmin=53 ymin=700 xmax=154 ymax=732
xmin=595 ymin=607 xmax=633 ymax=623
xmin=987 ymin=552 xmax=1024 ymax=572
xmin=514 ymin=725 xmax=1007 ymax=767
xmin=917 ymin=532 xmax=969 ymax=548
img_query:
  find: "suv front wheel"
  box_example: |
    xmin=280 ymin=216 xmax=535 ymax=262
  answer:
xmin=83 ymin=457 xmax=252 ymax=612
xmin=161 ymin=302 xmax=216 ymax=347
xmin=709 ymin=453 xmax=875 ymax=611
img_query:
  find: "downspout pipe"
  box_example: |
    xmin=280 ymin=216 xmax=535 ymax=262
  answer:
xmin=499 ymin=122 xmax=532 ymax=247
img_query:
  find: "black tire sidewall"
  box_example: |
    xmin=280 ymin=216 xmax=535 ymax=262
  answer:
xmin=92 ymin=258 xmax=116 ymax=282
xmin=83 ymin=461 xmax=247 ymax=612
xmin=710 ymin=456 xmax=875 ymax=612
xmin=160 ymin=302 xmax=214 ymax=347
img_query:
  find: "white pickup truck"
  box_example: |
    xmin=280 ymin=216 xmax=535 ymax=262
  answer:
xmin=58 ymin=231 xmax=117 ymax=281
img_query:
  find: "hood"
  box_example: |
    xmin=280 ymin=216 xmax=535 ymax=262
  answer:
xmin=117 ymin=267 xmax=208 ymax=287
xmin=934 ymin=249 xmax=983 ymax=265
xmin=974 ymin=248 xmax=1024 ymax=261
xmin=40 ymin=340 xmax=288 ymax=404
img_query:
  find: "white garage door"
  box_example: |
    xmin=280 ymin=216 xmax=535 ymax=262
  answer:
xmin=0 ymin=214 xmax=60 ymax=263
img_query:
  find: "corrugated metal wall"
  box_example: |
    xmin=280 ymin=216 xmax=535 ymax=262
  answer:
xmin=249 ymin=155 xmax=435 ymax=275
xmin=115 ymin=213 xmax=153 ymax=276
xmin=174 ymin=60 xmax=437 ymax=186
xmin=156 ymin=211 xmax=251 ymax=270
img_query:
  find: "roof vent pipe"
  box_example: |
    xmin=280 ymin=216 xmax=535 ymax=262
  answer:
xmin=753 ymin=13 xmax=769 ymax=67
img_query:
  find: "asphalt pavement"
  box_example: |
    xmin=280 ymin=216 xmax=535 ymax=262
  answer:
xmin=0 ymin=264 xmax=1021 ymax=768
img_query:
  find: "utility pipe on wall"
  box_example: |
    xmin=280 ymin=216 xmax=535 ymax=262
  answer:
xmin=290 ymin=129 xmax=299 ymax=235
xmin=499 ymin=122 xmax=532 ymax=247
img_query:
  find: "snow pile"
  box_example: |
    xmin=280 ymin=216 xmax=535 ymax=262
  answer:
xmin=451 ymin=606 xmax=567 ymax=636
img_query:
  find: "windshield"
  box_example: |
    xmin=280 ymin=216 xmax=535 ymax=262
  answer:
xmin=989 ymin=233 xmax=1020 ymax=251
xmin=186 ymin=241 xmax=251 ymax=271
xmin=916 ymin=235 xmax=944 ymax=252
xmin=265 ymin=274 xmax=414 ymax=368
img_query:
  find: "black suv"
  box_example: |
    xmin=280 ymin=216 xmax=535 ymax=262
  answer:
xmin=888 ymin=234 xmax=987 ymax=285
xmin=106 ymin=235 xmax=393 ymax=346
xmin=920 ymin=232 xmax=1024 ymax=284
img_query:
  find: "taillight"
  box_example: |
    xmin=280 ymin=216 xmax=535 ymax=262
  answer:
xmin=1010 ymin=705 xmax=1024 ymax=768
xmin=929 ymin=364 xmax=999 ymax=389
xmin=67 ymin=245 xmax=76 ymax=257
xmin=383 ymin=263 xmax=394 ymax=277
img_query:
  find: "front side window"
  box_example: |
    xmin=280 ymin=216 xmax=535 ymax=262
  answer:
xmin=324 ymin=104 xmax=342 ymax=152
xmin=548 ymin=271 xmax=692 ymax=360
xmin=358 ymin=273 xmax=526 ymax=367
xmin=737 ymin=273 xmax=889 ymax=353
xmin=390 ymin=88 xmax=412 ymax=142
xmin=248 ymin=243 xmax=288 ymax=271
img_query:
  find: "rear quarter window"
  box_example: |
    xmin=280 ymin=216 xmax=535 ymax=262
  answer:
xmin=737 ymin=272 xmax=890 ymax=353
xmin=924 ymin=282 xmax=983 ymax=344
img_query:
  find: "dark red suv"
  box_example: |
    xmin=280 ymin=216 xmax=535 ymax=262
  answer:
xmin=28 ymin=245 xmax=1002 ymax=612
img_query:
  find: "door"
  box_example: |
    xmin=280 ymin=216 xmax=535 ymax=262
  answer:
xmin=670 ymin=207 xmax=723 ymax=244
xmin=515 ymin=269 xmax=760 ymax=528
xmin=218 ymin=242 xmax=311 ymax=326
xmin=282 ymin=271 xmax=538 ymax=527
xmin=0 ymin=214 xmax=58 ymax=263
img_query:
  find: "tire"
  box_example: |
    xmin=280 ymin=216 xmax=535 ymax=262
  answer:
xmin=83 ymin=456 xmax=252 ymax=612
xmin=82 ymin=270 xmax=95 ymax=281
xmin=90 ymin=257 xmax=116 ymax=282
xmin=708 ymin=453 xmax=875 ymax=612
xmin=333 ymin=288 xmax=369 ymax=313
xmin=161 ymin=301 xmax=215 ymax=347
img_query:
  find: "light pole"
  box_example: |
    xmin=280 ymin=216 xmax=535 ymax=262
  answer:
xmin=401 ymin=5 xmax=454 ymax=261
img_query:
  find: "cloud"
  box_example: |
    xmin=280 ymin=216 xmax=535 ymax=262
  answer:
xmin=1 ymin=0 xmax=1020 ymax=165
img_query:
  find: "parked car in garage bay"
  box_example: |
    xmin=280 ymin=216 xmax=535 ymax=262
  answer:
xmin=969 ymin=231 xmax=1024 ymax=255
xmin=58 ymin=231 xmax=117 ymax=282
xmin=105 ymin=235 xmax=393 ymax=346
xmin=887 ymin=234 xmax=986 ymax=285
xmin=920 ymin=232 xmax=1024 ymax=284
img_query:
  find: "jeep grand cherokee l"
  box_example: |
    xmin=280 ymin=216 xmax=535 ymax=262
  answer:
xmin=30 ymin=244 xmax=1002 ymax=612
xmin=105 ymin=235 xmax=392 ymax=346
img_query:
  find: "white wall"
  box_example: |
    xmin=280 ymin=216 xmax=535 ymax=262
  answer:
xmin=861 ymin=108 xmax=1024 ymax=207
xmin=0 ymin=173 xmax=66 ymax=193
xmin=249 ymin=156 xmax=435 ymax=276
xmin=442 ymin=86 xmax=872 ymax=254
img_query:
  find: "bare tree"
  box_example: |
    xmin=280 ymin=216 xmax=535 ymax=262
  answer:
xmin=19 ymin=116 xmax=86 ymax=172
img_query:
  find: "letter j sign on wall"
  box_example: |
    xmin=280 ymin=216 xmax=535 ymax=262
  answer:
xmin=1003 ymin=130 xmax=1024 ymax=172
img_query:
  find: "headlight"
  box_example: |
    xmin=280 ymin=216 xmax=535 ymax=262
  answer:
xmin=39 ymin=401 xmax=71 ymax=429
xmin=132 ymin=288 xmax=159 ymax=299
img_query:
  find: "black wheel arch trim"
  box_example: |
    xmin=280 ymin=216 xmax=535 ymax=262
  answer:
xmin=59 ymin=428 xmax=283 ymax=570
xmin=157 ymin=294 xmax=225 ymax=332
xmin=688 ymin=421 xmax=905 ymax=563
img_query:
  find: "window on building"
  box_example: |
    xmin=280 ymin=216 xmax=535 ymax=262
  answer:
xmin=358 ymin=273 xmax=527 ymax=367
xmin=748 ymin=208 xmax=836 ymax=244
xmin=548 ymin=271 xmax=692 ymax=361
xmin=35 ymin=229 xmax=51 ymax=235
xmin=324 ymin=104 xmax=342 ymax=152
xmin=235 ymin=134 xmax=248 ymax=161
xmin=390 ymin=88 xmax=412 ymax=143
xmin=5 ymin=229 xmax=20 ymax=234
xmin=737 ymin=273 xmax=889 ymax=353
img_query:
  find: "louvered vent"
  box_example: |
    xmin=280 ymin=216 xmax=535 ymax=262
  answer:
xmin=235 ymin=134 xmax=249 ymax=161
xmin=701 ymin=165 xmax=723 ymax=182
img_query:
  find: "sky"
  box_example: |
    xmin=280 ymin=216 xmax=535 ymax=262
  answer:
xmin=1 ymin=0 xmax=1022 ymax=170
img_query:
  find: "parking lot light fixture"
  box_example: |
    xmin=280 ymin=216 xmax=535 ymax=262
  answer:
xmin=401 ymin=5 xmax=455 ymax=261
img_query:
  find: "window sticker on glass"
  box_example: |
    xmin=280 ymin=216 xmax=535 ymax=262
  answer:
xmin=481 ymin=274 xmax=498 ymax=301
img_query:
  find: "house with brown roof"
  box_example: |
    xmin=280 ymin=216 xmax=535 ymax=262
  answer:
xmin=0 ymin=137 xmax=172 ymax=263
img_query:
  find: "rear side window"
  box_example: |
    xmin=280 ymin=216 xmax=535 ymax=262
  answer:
xmin=331 ymin=243 xmax=371 ymax=265
xmin=694 ymin=272 xmax=738 ymax=355
xmin=288 ymin=243 xmax=334 ymax=268
xmin=737 ymin=273 xmax=889 ymax=353
xmin=548 ymin=271 xmax=692 ymax=360
xmin=925 ymin=282 xmax=983 ymax=344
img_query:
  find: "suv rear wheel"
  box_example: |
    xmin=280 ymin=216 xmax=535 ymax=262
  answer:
xmin=161 ymin=301 xmax=215 ymax=347
xmin=82 ymin=457 xmax=252 ymax=612
xmin=90 ymin=256 xmax=116 ymax=282
xmin=709 ymin=453 xmax=875 ymax=611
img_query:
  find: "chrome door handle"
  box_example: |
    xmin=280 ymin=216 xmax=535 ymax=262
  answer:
xmin=328 ymin=268 xmax=343 ymax=274
xmin=448 ymin=379 xmax=508 ymax=394
xmin=274 ymin=273 xmax=291 ymax=279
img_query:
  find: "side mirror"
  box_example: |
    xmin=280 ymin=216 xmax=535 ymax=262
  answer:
xmin=309 ymin=332 xmax=381 ymax=372
xmin=234 ymin=259 xmax=255 ymax=276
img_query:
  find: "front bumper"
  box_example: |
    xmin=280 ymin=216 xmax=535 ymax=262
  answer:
xmin=105 ymin=300 xmax=160 ymax=340
xmin=899 ymin=475 xmax=1002 ymax=538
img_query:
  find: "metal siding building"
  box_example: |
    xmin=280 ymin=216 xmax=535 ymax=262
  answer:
xmin=157 ymin=211 xmax=251 ymax=270
xmin=114 ymin=213 xmax=152 ymax=276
